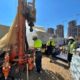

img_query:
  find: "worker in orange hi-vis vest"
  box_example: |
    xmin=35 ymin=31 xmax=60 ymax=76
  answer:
xmin=2 ymin=53 xmax=11 ymax=80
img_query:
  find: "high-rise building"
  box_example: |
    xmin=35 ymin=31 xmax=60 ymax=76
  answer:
xmin=0 ymin=24 xmax=9 ymax=38
xmin=56 ymin=24 xmax=64 ymax=38
xmin=68 ymin=20 xmax=80 ymax=41
xmin=47 ymin=28 xmax=54 ymax=34
xmin=77 ymin=25 xmax=80 ymax=41
xmin=68 ymin=20 xmax=77 ymax=37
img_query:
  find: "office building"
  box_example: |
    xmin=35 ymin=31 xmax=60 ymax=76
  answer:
xmin=56 ymin=24 xmax=64 ymax=38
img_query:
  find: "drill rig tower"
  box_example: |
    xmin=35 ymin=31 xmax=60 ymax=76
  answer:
xmin=17 ymin=0 xmax=36 ymax=64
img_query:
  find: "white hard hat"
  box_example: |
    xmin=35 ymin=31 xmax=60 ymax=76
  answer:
xmin=49 ymin=37 xmax=53 ymax=40
xmin=68 ymin=36 xmax=74 ymax=40
xmin=32 ymin=32 xmax=38 ymax=37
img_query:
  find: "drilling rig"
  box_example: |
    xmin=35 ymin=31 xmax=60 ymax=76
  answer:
xmin=17 ymin=0 xmax=36 ymax=65
xmin=1 ymin=0 xmax=36 ymax=79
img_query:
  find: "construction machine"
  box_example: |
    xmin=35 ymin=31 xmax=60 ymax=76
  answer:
xmin=0 ymin=0 xmax=36 ymax=79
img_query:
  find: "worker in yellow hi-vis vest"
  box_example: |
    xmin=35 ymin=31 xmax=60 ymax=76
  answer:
xmin=33 ymin=36 xmax=42 ymax=73
xmin=67 ymin=37 xmax=77 ymax=67
xmin=46 ymin=37 xmax=55 ymax=62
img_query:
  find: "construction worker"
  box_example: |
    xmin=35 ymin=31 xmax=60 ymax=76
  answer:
xmin=41 ymin=43 xmax=46 ymax=54
xmin=67 ymin=37 xmax=77 ymax=67
xmin=33 ymin=36 xmax=42 ymax=73
xmin=46 ymin=37 xmax=55 ymax=62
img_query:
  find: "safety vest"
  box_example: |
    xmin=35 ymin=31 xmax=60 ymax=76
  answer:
xmin=34 ymin=39 xmax=42 ymax=48
xmin=47 ymin=40 xmax=55 ymax=46
xmin=70 ymin=41 xmax=76 ymax=54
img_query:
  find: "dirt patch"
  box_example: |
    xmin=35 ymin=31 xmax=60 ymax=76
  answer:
xmin=42 ymin=57 xmax=72 ymax=80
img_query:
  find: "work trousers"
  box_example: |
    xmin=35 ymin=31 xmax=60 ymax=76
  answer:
xmin=67 ymin=53 xmax=73 ymax=62
xmin=35 ymin=50 xmax=42 ymax=73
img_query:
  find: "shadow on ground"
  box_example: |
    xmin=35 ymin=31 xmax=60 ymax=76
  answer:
xmin=43 ymin=55 xmax=69 ymax=69
xmin=0 ymin=65 xmax=65 ymax=80
xmin=52 ymin=60 xmax=69 ymax=69
xmin=29 ymin=69 xmax=64 ymax=80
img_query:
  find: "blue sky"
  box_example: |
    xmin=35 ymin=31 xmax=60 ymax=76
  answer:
xmin=0 ymin=0 xmax=80 ymax=37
